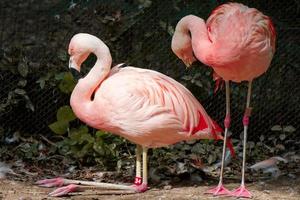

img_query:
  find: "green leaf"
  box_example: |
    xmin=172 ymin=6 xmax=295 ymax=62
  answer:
xmin=279 ymin=133 xmax=286 ymax=141
xmin=69 ymin=126 xmax=89 ymax=143
xmin=70 ymin=128 xmax=94 ymax=145
xmin=18 ymin=62 xmax=28 ymax=77
xmin=23 ymin=94 xmax=35 ymax=111
xmin=17 ymin=79 xmax=27 ymax=87
xmin=77 ymin=143 xmax=93 ymax=158
xmin=81 ymin=133 xmax=95 ymax=144
xmin=207 ymin=154 xmax=216 ymax=164
xmin=57 ymin=49 xmax=68 ymax=61
xmin=14 ymin=88 xmax=26 ymax=95
xmin=55 ymin=72 xmax=65 ymax=80
xmin=49 ymin=121 xmax=69 ymax=134
xmin=95 ymin=131 xmax=107 ymax=138
xmin=36 ymin=73 xmax=52 ymax=89
xmin=59 ymin=72 xmax=76 ymax=94
xmin=271 ymin=125 xmax=282 ymax=131
xmin=181 ymin=75 xmax=193 ymax=81
xmin=93 ymin=142 xmax=104 ymax=155
xmin=283 ymin=126 xmax=296 ymax=133
xmin=191 ymin=143 xmax=205 ymax=154
xmin=159 ymin=20 xmax=174 ymax=36
xmin=139 ymin=0 xmax=152 ymax=8
xmin=195 ymin=80 xmax=203 ymax=88
xmin=57 ymin=105 xmax=76 ymax=122
xmin=38 ymin=79 xmax=45 ymax=89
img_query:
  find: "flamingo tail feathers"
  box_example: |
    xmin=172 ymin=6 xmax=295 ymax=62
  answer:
xmin=211 ymin=120 xmax=235 ymax=157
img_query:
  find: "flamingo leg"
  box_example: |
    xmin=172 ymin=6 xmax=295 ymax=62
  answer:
xmin=134 ymin=145 xmax=142 ymax=185
xmin=133 ymin=146 xmax=149 ymax=192
xmin=36 ymin=145 xmax=147 ymax=197
xmin=37 ymin=177 xmax=137 ymax=196
xmin=231 ymin=81 xmax=253 ymax=198
xmin=206 ymin=80 xmax=231 ymax=196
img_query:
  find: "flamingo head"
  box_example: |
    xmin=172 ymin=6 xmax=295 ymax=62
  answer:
xmin=171 ymin=30 xmax=197 ymax=68
xmin=68 ymin=33 xmax=99 ymax=77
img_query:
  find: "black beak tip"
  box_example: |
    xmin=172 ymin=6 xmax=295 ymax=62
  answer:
xmin=70 ymin=68 xmax=82 ymax=81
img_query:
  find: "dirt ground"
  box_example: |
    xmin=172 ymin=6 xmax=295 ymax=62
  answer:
xmin=1 ymin=176 xmax=300 ymax=200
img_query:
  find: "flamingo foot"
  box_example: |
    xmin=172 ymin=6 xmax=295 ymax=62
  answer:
xmin=133 ymin=183 xmax=148 ymax=193
xmin=205 ymin=183 xmax=231 ymax=196
xmin=36 ymin=177 xmax=64 ymax=188
xmin=231 ymin=185 xmax=252 ymax=198
xmin=48 ymin=184 xmax=79 ymax=197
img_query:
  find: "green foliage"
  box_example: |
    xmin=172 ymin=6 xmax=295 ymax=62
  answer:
xmin=57 ymin=105 xmax=76 ymax=122
xmin=48 ymin=121 xmax=69 ymax=135
xmin=48 ymin=105 xmax=75 ymax=135
xmin=0 ymin=76 xmax=34 ymax=113
xmin=58 ymin=72 xmax=76 ymax=94
xmin=53 ymin=125 xmax=127 ymax=166
xmin=43 ymin=71 xmax=76 ymax=135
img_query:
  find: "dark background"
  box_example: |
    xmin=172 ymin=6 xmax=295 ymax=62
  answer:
xmin=0 ymin=0 xmax=299 ymax=164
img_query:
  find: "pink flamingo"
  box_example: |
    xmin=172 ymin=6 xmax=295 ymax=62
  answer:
xmin=36 ymin=33 xmax=234 ymax=197
xmin=171 ymin=2 xmax=276 ymax=198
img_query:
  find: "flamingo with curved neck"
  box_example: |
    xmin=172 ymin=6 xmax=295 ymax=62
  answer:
xmin=36 ymin=33 xmax=234 ymax=196
xmin=172 ymin=2 xmax=276 ymax=198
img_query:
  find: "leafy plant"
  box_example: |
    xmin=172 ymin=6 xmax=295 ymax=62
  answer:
xmin=0 ymin=55 xmax=34 ymax=113
xmin=48 ymin=104 xmax=126 ymax=165
xmin=48 ymin=105 xmax=76 ymax=135
xmin=58 ymin=72 xmax=76 ymax=94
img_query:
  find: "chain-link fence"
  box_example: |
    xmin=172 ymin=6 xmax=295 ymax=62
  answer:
xmin=0 ymin=0 xmax=299 ymax=144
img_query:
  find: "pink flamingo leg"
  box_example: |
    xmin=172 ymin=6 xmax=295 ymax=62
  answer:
xmin=231 ymin=81 xmax=253 ymax=198
xmin=48 ymin=184 xmax=79 ymax=197
xmin=206 ymin=81 xmax=231 ymax=196
xmin=36 ymin=177 xmax=65 ymax=188
xmin=36 ymin=146 xmax=148 ymax=196
xmin=38 ymin=178 xmax=136 ymax=197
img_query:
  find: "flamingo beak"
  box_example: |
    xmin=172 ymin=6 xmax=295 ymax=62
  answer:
xmin=69 ymin=56 xmax=82 ymax=80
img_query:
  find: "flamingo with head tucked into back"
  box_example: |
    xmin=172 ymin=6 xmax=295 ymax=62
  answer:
xmin=172 ymin=2 xmax=276 ymax=198
xmin=36 ymin=33 xmax=235 ymax=197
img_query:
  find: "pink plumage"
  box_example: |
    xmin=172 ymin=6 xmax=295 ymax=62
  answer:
xmin=172 ymin=3 xmax=276 ymax=82
xmin=172 ymin=2 xmax=276 ymax=198
xmin=37 ymin=33 xmax=230 ymax=196
xmin=69 ymin=34 xmax=224 ymax=148
xmin=206 ymin=3 xmax=275 ymax=81
xmin=71 ymin=64 xmax=223 ymax=147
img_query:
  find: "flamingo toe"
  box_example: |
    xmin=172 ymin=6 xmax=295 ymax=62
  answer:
xmin=205 ymin=184 xmax=231 ymax=196
xmin=36 ymin=177 xmax=64 ymax=188
xmin=48 ymin=184 xmax=79 ymax=197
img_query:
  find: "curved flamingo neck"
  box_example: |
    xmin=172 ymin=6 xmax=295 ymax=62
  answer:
xmin=70 ymin=40 xmax=112 ymax=120
xmin=178 ymin=15 xmax=213 ymax=65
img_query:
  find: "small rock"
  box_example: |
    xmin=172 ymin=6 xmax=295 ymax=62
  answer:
xmin=288 ymin=173 xmax=296 ymax=179
xmin=258 ymin=181 xmax=265 ymax=186
xmin=190 ymin=173 xmax=203 ymax=183
xmin=163 ymin=185 xmax=172 ymax=190
xmin=0 ymin=162 xmax=15 ymax=179
xmin=172 ymin=177 xmax=181 ymax=182
xmin=263 ymin=190 xmax=271 ymax=194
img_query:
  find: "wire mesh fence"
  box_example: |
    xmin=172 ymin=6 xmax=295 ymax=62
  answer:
xmin=0 ymin=0 xmax=299 ymax=143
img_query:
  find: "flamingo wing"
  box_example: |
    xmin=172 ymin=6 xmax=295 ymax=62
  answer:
xmin=206 ymin=3 xmax=276 ymax=66
xmin=97 ymin=65 xmax=221 ymax=140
